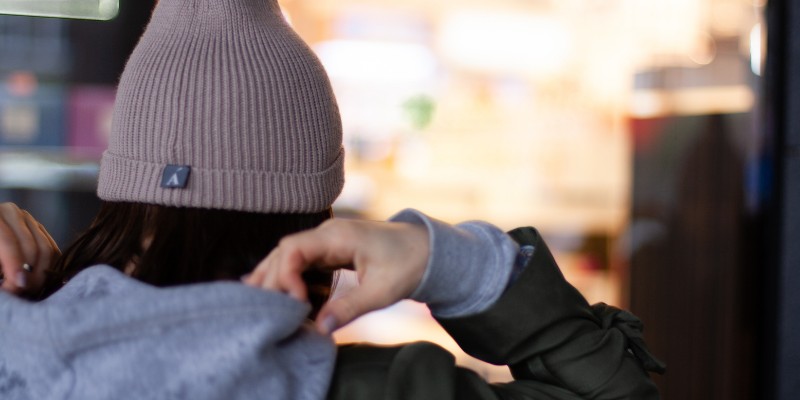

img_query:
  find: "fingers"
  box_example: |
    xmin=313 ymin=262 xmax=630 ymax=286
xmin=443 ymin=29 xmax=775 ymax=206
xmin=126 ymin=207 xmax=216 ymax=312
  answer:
xmin=277 ymin=220 xmax=357 ymax=268
xmin=0 ymin=203 xmax=60 ymax=295
xmin=314 ymin=282 xmax=394 ymax=335
xmin=246 ymin=221 xmax=356 ymax=296
xmin=22 ymin=213 xmax=57 ymax=290
xmin=268 ymin=248 xmax=309 ymax=301
xmin=36 ymin=219 xmax=60 ymax=257
xmin=0 ymin=203 xmax=37 ymax=293
xmin=247 ymin=243 xmax=310 ymax=302
xmin=245 ymin=218 xmax=431 ymax=336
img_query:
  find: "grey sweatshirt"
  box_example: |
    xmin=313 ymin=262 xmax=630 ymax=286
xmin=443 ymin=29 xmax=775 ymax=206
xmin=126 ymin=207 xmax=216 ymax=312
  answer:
xmin=0 ymin=210 xmax=518 ymax=399
xmin=0 ymin=266 xmax=336 ymax=400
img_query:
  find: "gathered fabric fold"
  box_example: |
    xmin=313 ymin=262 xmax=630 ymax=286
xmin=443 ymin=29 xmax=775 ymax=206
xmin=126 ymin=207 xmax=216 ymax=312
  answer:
xmin=591 ymin=302 xmax=667 ymax=374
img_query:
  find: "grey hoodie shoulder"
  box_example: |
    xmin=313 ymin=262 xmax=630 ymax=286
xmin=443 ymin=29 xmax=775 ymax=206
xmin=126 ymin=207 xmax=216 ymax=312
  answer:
xmin=0 ymin=265 xmax=335 ymax=400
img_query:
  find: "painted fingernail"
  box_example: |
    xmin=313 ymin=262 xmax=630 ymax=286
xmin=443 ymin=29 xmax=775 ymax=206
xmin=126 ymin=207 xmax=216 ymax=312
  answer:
xmin=15 ymin=272 xmax=26 ymax=288
xmin=318 ymin=315 xmax=338 ymax=335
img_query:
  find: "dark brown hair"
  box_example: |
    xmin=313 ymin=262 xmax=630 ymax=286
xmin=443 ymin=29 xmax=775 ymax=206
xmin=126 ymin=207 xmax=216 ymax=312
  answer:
xmin=37 ymin=201 xmax=333 ymax=317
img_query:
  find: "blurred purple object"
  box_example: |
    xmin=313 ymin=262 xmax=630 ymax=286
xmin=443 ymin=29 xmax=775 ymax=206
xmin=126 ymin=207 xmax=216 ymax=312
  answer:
xmin=68 ymin=85 xmax=115 ymax=156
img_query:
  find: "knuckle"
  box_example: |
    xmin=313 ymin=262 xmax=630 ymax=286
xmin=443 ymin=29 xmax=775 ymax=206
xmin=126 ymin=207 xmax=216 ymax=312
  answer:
xmin=21 ymin=243 xmax=37 ymax=261
xmin=337 ymin=291 xmax=375 ymax=321
xmin=0 ymin=202 xmax=20 ymax=216
xmin=0 ymin=226 xmax=11 ymax=240
xmin=320 ymin=218 xmax=347 ymax=236
xmin=34 ymin=247 xmax=53 ymax=268
xmin=38 ymin=240 xmax=51 ymax=257
xmin=15 ymin=233 xmax=36 ymax=258
xmin=333 ymin=299 xmax=357 ymax=322
xmin=277 ymin=264 xmax=295 ymax=280
xmin=278 ymin=234 xmax=300 ymax=249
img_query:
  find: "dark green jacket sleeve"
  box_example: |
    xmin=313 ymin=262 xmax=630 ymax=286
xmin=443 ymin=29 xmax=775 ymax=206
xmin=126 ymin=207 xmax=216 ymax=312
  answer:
xmin=328 ymin=227 xmax=663 ymax=400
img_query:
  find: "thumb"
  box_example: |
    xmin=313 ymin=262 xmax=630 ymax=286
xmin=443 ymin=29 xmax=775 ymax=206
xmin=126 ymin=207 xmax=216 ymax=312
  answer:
xmin=315 ymin=283 xmax=391 ymax=335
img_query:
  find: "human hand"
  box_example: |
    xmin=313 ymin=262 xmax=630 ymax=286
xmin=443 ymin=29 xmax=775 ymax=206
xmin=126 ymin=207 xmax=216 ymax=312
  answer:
xmin=0 ymin=202 xmax=60 ymax=295
xmin=244 ymin=218 xmax=429 ymax=335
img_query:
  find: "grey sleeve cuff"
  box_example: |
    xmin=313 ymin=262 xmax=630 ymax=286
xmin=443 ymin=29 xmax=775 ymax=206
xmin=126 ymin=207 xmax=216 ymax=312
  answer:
xmin=388 ymin=209 xmax=519 ymax=318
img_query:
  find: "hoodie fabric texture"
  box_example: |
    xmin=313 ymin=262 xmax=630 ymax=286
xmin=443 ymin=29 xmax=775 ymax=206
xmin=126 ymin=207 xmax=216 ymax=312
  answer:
xmin=0 ymin=266 xmax=335 ymax=400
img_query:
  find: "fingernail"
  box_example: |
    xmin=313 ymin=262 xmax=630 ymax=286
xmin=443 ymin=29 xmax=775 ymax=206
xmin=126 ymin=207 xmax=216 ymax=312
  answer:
xmin=15 ymin=272 xmax=26 ymax=288
xmin=318 ymin=315 xmax=338 ymax=335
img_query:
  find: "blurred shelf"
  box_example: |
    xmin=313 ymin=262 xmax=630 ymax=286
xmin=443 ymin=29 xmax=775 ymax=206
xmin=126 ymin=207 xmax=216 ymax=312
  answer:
xmin=0 ymin=149 xmax=100 ymax=191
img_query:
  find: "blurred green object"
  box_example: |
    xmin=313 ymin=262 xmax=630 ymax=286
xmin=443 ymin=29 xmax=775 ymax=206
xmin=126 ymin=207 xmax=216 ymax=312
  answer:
xmin=403 ymin=94 xmax=436 ymax=131
xmin=0 ymin=0 xmax=118 ymax=20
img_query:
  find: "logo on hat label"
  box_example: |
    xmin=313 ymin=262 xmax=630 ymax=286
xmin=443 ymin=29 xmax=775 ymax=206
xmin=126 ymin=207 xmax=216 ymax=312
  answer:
xmin=161 ymin=165 xmax=191 ymax=189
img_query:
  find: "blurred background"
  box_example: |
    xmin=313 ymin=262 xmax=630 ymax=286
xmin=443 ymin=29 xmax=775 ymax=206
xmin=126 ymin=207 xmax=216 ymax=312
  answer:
xmin=1 ymin=0 xmax=798 ymax=399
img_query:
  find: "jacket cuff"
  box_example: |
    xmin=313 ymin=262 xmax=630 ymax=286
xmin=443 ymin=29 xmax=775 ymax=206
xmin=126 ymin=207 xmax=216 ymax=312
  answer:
xmin=389 ymin=209 xmax=518 ymax=318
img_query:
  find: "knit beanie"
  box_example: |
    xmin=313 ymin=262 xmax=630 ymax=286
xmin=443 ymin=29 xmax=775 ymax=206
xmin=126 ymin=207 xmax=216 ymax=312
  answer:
xmin=97 ymin=0 xmax=344 ymax=213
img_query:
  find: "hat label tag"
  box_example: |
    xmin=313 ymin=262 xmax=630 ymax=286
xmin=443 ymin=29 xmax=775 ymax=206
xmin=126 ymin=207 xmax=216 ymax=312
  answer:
xmin=161 ymin=165 xmax=191 ymax=188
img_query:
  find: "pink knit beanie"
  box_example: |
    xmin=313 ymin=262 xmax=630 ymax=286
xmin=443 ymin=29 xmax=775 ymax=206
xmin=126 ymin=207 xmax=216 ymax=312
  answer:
xmin=97 ymin=0 xmax=344 ymax=213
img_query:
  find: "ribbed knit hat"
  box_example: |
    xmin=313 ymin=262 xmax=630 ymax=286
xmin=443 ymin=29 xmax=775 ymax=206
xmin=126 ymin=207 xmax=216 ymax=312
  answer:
xmin=97 ymin=0 xmax=344 ymax=213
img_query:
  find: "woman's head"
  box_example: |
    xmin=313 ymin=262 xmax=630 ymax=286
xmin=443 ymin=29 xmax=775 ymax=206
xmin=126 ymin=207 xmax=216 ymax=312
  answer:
xmin=41 ymin=0 xmax=348 ymax=313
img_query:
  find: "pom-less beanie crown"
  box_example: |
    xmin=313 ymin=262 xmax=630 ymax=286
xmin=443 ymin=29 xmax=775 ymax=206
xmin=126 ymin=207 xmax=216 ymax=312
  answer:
xmin=97 ymin=0 xmax=344 ymax=213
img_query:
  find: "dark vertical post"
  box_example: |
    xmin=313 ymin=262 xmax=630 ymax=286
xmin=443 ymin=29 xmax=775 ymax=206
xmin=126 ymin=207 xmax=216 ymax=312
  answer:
xmin=764 ymin=0 xmax=800 ymax=398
